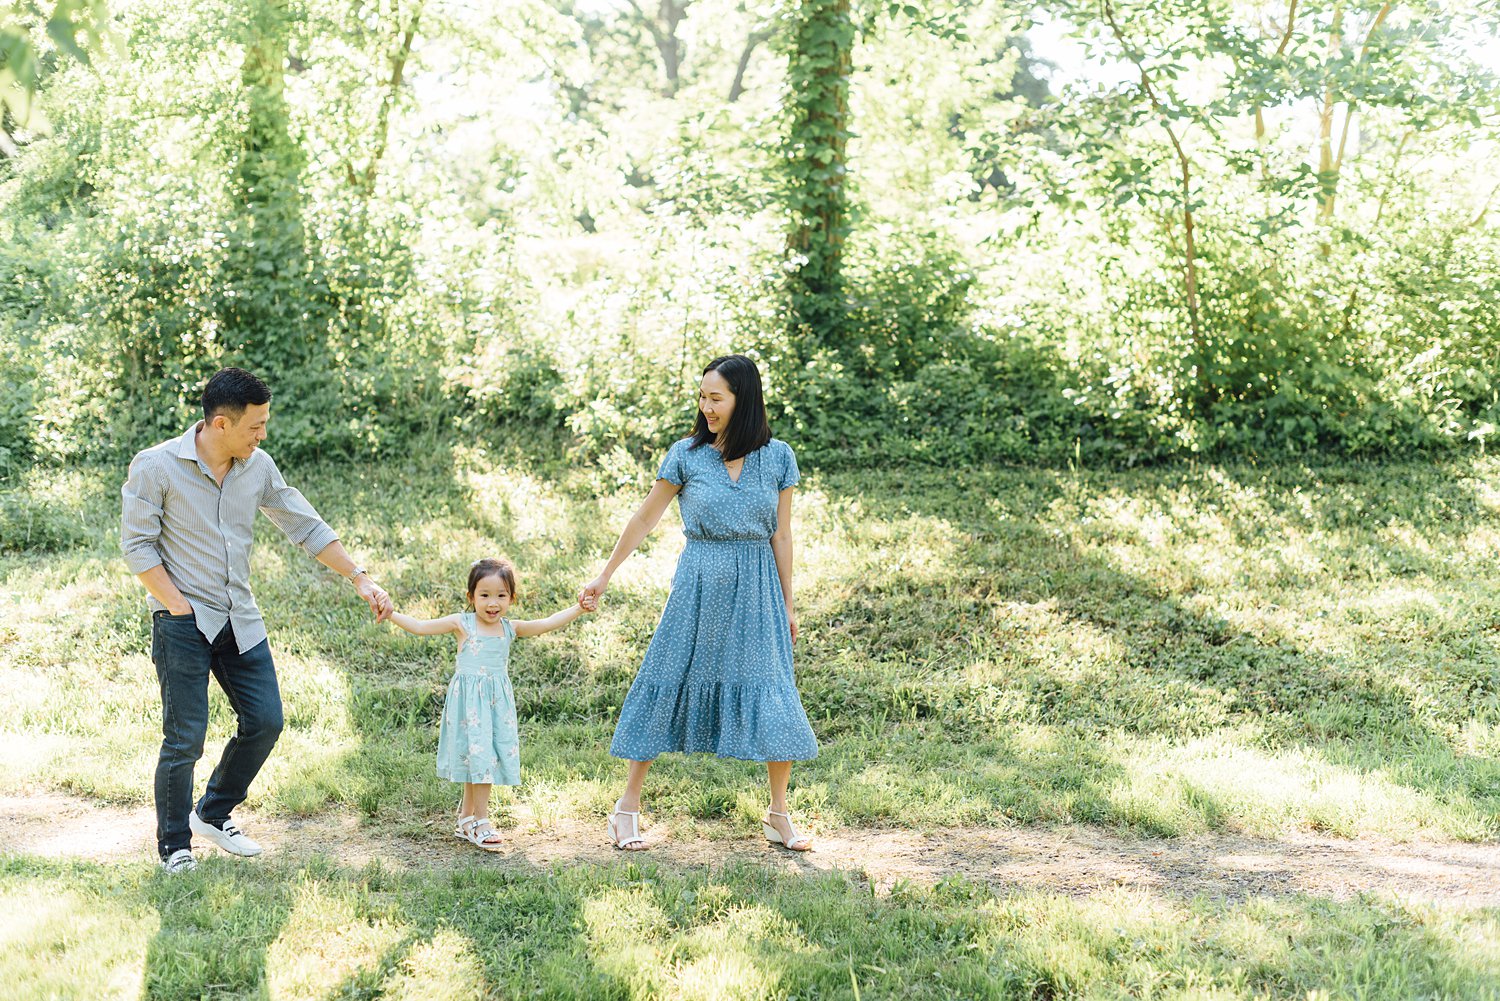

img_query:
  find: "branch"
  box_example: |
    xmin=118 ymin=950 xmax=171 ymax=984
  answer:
xmin=1315 ymin=2 xmax=1344 ymax=229
xmin=1101 ymin=0 xmax=1202 ymax=352
xmin=623 ymin=0 xmax=666 ymax=48
xmin=1254 ymin=0 xmax=1297 ymax=181
xmin=1371 ymin=128 xmax=1411 ymax=226
xmin=1465 ymin=181 xmax=1500 ymax=230
xmin=1341 ymin=127 xmax=1412 ymax=339
xmin=1330 ymin=3 xmax=1391 ymax=175
xmin=728 ymin=25 xmax=774 ymax=103
xmin=356 ymin=3 xmax=423 ymax=195
xmin=1274 ymin=0 xmax=1298 ymax=57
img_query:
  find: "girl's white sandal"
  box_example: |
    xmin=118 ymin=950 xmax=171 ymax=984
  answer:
xmin=458 ymin=816 xmax=505 ymax=852
xmin=762 ymin=810 xmax=812 ymax=852
xmin=607 ymin=800 xmax=647 ymax=850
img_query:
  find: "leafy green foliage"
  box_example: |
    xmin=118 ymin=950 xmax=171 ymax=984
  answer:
xmin=0 ymin=0 xmax=108 ymax=150
xmin=2 ymin=0 xmax=1499 ymax=470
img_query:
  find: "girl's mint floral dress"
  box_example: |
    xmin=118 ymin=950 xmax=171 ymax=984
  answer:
xmin=436 ymin=612 xmax=520 ymax=785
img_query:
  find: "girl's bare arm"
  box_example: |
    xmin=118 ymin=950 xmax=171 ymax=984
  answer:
xmin=513 ymin=602 xmax=589 ymax=638
xmin=387 ymin=612 xmax=463 ymax=637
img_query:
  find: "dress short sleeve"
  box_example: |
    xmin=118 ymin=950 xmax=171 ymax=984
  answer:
xmin=657 ymin=439 xmax=688 ymax=485
xmin=777 ymin=441 xmax=800 ymax=491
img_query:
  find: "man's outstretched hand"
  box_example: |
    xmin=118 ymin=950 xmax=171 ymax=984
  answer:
xmin=355 ymin=576 xmax=393 ymax=622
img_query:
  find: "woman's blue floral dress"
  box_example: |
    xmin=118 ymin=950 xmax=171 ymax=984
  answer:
xmin=610 ymin=437 xmax=819 ymax=762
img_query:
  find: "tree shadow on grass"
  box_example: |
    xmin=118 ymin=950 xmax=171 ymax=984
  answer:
xmin=135 ymin=852 xmax=619 ymax=999
xmin=806 ymin=457 xmax=1500 ymax=839
xmin=142 ymin=857 xmax=297 ymax=1000
xmin=6 ymin=851 xmax=1496 ymax=1000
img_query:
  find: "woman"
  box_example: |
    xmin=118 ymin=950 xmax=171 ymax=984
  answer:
xmin=580 ymin=354 xmax=818 ymax=851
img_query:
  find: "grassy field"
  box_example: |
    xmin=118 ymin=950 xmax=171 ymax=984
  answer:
xmin=4 ymin=852 xmax=1496 ymax=1001
xmin=2 ymin=439 xmax=1499 ymax=998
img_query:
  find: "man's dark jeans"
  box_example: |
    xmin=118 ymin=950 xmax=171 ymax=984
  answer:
xmin=151 ymin=611 xmax=283 ymax=860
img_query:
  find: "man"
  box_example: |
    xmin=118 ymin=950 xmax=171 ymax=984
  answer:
xmin=121 ymin=367 xmax=393 ymax=873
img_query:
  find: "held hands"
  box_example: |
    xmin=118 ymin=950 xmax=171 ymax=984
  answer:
xmin=354 ymin=574 xmax=394 ymax=622
xmin=578 ymin=575 xmax=608 ymax=612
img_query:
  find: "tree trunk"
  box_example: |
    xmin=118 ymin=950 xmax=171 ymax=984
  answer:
xmin=1254 ymin=0 xmax=1298 ymax=183
xmin=237 ymin=0 xmax=297 ymax=208
xmin=656 ymin=0 xmax=683 ymax=95
xmin=627 ymin=0 xmax=687 ymax=97
xmin=1322 ymin=3 xmax=1392 ymax=224
xmin=224 ymin=0 xmax=321 ymax=373
xmin=784 ymin=0 xmax=853 ymax=345
xmin=1315 ymin=2 xmax=1344 ymax=234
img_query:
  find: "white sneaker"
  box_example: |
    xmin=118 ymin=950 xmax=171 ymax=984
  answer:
xmin=189 ymin=810 xmax=264 ymax=857
xmin=161 ymin=848 xmax=198 ymax=873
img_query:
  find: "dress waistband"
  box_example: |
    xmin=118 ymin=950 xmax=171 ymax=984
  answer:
xmin=683 ymin=537 xmax=772 ymax=547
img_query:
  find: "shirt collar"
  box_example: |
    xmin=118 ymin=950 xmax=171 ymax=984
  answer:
xmin=175 ymin=421 xmax=247 ymax=474
xmin=174 ymin=422 xmax=204 ymax=461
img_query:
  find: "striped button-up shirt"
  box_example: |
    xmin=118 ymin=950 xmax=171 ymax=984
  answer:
xmin=121 ymin=422 xmax=339 ymax=653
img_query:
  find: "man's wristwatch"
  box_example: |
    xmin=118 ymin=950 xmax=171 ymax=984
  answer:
xmin=349 ymin=567 xmax=370 ymax=582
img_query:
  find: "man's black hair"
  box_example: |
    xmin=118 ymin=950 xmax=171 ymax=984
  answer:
xmin=202 ymin=367 xmax=272 ymax=423
xmin=688 ymin=354 xmax=771 ymax=462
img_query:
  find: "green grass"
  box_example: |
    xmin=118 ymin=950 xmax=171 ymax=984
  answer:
xmin=2 ymin=442 xmax=1500 ymax=997
xmin=2 ymin=443 xmax=1496 ymax=841
xmin=1 ymin=853 xmax=1496 ymax=1001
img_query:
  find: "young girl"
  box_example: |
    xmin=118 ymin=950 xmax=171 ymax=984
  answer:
xmin=387 ymin=557 xmax=594 ymax=851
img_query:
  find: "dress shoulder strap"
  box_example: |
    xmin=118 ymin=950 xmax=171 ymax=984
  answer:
xmin=456 ymin=611 xmax=478 ymax=652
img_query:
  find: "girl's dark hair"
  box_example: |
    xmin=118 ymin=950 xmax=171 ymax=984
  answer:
xmin=202 ymin=367 xmax=272 ymax=422
xmin=467 ymin=557 xmax=518 ymax=604
xmin=689 ymin=354 xmax=771 ymax=462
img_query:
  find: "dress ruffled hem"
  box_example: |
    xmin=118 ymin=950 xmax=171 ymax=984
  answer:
xmin=609 ymin=680 xmax=819 ymax=762
xmin=436 ymin=762 xmax=520 ymax=785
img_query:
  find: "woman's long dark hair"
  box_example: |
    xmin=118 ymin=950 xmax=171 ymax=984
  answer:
xmin=689 ymin=354 xmax=771 ymax=462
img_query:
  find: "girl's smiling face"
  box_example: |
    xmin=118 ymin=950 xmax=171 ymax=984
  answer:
xmin=469 ymin=573 xmax=512 ymax=625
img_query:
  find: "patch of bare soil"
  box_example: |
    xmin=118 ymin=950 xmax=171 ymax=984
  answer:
xmin=4 ymin=792 xmax=1496 ymax=908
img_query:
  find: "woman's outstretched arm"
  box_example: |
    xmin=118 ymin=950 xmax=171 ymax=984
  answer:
xmin=580 ymin=478 xmax=680 ymax=604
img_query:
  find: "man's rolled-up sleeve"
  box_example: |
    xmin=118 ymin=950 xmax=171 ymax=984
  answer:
xmin=121 ymin=455 xmax=166 ymax=574
xmin=258 ymin=456 xmax=339 ymax=557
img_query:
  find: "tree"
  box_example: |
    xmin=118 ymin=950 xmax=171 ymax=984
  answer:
xmin=781 ymin=0 xmax=854 ymax=345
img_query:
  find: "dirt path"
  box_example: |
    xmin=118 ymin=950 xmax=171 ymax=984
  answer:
xmin=4 ymin=791 xmax=1497 ymax=909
